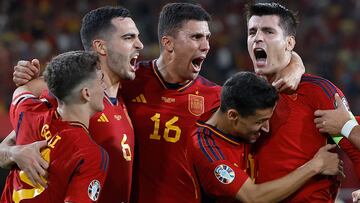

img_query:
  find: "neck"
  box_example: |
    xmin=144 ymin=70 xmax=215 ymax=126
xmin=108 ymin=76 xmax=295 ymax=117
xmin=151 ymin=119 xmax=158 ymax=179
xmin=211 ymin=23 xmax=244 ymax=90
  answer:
xmin=99 ymin=58 xmax=120 ymax=97
xmin=156 ymin=54 xmax=189 ymax=85
xmin=57 ymin=103 xmax=93 ymax=128
xmin=206 ymin=109 xmax=232 ymax=135
xmin=265 ymin=53 xmax=292 ymax=83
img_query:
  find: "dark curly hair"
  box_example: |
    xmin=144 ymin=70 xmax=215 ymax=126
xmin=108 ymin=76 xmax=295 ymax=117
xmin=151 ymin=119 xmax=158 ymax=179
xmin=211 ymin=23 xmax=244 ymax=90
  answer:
xmin=43 ymin=50 xmax=99 ymax=102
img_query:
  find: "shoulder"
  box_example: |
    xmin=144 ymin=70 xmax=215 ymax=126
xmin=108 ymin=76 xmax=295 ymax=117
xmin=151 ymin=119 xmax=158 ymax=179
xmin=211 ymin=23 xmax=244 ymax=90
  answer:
xmin=196 ymin=75 xmax=221 ymax=89
xmin=300 ymin=73 xmax=340 ymax=100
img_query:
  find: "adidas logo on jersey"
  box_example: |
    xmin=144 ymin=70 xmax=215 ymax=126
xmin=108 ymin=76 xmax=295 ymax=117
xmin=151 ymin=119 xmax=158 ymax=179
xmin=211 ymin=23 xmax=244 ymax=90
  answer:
xmin=132 ymin=94 xmax=147 ymax=103
xmin=97 ymin=113 xmax=109 ymax=122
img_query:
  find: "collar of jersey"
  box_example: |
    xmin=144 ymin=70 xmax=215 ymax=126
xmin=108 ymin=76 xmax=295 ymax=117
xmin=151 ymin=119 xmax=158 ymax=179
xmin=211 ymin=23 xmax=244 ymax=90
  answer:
xmin=103 ymin=91 xmax=118 ymax=106
xmin=196 ymin=121 xmax=242 ymax=145
xmin=152 ymin=60 xmax=195 ymax=91
xmin=54 ymin=110 xmax=90 ymax=135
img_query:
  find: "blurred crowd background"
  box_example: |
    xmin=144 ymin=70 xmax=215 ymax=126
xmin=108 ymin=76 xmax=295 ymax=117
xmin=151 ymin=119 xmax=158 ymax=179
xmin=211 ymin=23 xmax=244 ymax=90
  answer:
xmin=0 ymin=0 xmax=359 ymax=202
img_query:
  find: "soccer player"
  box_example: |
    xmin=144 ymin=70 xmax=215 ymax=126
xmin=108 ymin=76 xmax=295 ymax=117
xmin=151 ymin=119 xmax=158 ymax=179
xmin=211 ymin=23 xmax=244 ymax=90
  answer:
xmin=190 ymin=71 xmax=342 ymax=202
xmin=0 ymin=6 xmax=143 ymax=203
xmin=1 ymin=51 xmax=108 ymax=203
xmin=120 ymin=2 xmax=305 ymax=202
xmin=9 ymin=3 xmax=304 ymax=202
xmin=246 ymin=2 xmax=359 ymax=202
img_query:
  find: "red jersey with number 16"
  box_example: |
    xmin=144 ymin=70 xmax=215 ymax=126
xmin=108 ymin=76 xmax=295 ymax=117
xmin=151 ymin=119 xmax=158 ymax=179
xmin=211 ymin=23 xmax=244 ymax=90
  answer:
xmin=121 ymin=60 xmax=221 ymax=203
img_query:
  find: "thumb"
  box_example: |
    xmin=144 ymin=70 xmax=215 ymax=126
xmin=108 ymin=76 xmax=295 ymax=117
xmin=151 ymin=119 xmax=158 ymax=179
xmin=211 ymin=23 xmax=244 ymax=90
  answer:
xmin=31 ymin=59 xmax=41 ymax=72
xmin=334 ymin=93 xmax=346 ymax=110
xmin=34 ymin=140 xmax=48 ymax=150
xmin=323 ymin=144 xmax=336 ymax=151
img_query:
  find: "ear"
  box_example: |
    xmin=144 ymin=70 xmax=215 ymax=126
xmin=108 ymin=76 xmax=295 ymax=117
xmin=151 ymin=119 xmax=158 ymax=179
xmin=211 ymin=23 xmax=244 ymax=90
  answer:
xmin=80 ymin=87 xmax=91 ymax=102
xmin=227 ymin=109 xmax=239 ymax=121
xmin=93 ymin=39 xmax=107 ymax=56
xmin=161 ymin=36 xmax=174 ymax=53
xmin=286 ymin=36 xmax=296 ymax=52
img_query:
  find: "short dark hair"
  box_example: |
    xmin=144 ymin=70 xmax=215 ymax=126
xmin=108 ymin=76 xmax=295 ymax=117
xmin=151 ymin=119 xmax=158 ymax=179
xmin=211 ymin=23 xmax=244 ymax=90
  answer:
xmin=44 ymin=51 xmax=99 ymax=102
xmin=158 ymin=3 xmax=211 ymax=43
xmin=80 ymin=6 xmax=131 ymax=51
xmin=245 ymin=2 xmax=299 ymax=36
xmin=220 ymin=72 xmax=278 ymax=117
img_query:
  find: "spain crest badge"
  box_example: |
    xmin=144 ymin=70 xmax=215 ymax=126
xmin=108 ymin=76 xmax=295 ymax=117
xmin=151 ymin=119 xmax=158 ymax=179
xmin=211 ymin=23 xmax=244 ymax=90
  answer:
xmin=188 ymin=94 xmax=204 ymax=116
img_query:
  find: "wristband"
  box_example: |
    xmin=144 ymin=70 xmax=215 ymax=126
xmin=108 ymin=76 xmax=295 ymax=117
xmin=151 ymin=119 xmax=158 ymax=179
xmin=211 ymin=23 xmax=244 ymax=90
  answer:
xmin=341 ymin=119 xmax=359 ymax=138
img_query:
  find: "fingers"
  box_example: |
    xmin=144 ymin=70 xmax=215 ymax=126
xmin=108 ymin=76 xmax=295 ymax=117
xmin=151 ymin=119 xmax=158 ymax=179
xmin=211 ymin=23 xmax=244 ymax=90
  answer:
xmin=314 ymin=110 xmax=325 ymax=117
xmin=24 ymin=163 xmax=47 ymax=188
xmin=33 ymin=140 xmax=49 ymax=170
xmin=322 ymin=144 xmax=337 ymax=151
xmin=272 ymin=78 xmax=284 ymax=91
xmin=314 ymin=117 xmax=324 ymax=125
xmin=13 ymin=59 xmax=40 ymax=86
xmin=338 ymin=160 xmax=345 ymax=179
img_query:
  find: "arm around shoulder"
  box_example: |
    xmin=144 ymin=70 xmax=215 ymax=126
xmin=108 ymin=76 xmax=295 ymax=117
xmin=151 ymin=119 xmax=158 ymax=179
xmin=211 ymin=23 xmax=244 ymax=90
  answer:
xmin=235 ymin=144 xmax=340 ymax=202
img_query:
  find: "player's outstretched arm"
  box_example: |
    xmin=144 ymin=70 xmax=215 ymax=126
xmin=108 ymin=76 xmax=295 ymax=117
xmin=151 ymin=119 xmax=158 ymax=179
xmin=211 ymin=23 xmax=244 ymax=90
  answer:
xmin=315 ymin=93 xmax=360 ymax=149
xmin=13 ymin=59 xmax=41 ymax=86
xmin=314 ymin=93 xmax=351 ymax=135
xmin=236 ymin=144 xmax=342 ymax=203
xmin=12 ymin=76 xmax=47 ymax=100
xmin=270 ymin=51 xmax=305 ymax=93
xmin=0 ymin=130 xmax=49 ymax=188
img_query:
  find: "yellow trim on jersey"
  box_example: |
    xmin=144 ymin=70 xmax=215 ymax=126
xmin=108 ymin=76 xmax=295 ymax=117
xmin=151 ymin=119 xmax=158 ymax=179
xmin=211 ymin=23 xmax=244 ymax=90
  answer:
xmin=151 ymin=60 xmax=193 ymax=91
xmin=131 ymin=94 xmax=147 ymax=103
xmin=196 ymin=122 xmax=241 ymax=146
xmin=97 ymin=113 xmax=109 ymax=122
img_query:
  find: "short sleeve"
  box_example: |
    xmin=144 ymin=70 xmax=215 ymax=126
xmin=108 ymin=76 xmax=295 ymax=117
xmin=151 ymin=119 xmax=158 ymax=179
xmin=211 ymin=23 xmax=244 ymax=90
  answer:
xmin=191 ymin=135 xmax=248 ymax=198
xmin=64 ymin=146 xmax=109 ymax=202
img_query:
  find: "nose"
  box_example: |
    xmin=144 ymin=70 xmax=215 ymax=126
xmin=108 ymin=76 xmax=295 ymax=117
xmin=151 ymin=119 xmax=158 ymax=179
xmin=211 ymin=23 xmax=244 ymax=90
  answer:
xmin=200 ymin=38 xmax=210 ymax=52
xmin=260 ymin=120 xmax=270 ymax=133
xmin=135 ymin=37 xmax=144 ymax=50
xmin=254 ymin=31 xmax=264 ymax=43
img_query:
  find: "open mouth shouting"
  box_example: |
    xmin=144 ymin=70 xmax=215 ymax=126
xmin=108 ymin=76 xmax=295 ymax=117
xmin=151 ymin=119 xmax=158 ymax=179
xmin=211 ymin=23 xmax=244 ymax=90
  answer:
xmin=254 ymin=48 xmax=267 ymax=67
xmin=191 ymin=56 xmax=205 ymax=72
xmin=129 ymin=55 xmax=138 ymax=71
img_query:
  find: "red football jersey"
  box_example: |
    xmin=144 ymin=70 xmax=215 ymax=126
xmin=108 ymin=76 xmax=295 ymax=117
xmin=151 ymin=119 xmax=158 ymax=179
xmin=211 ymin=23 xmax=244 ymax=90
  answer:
xmin=35 ymin=90 xmax=135 ymax=203
xmin=121 ymin=60 xmax=221 ymax=203
xmin=2 ymin=93 xmax=108 ymax=203
xmin=190 ymin=120 xmax=250 ymax=203
xmin=254 ymin=74 xmax=349 ymax=202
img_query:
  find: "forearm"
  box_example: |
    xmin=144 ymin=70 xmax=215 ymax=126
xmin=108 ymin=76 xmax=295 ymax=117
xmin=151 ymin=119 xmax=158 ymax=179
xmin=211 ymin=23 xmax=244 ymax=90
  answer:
xmin=290 ymin=51 xmax=305 ymax=75
xmin=338 ymin=137 xmax=360 ymax=179
xmin=12 ymin=77 xmax=47 ymax=100
xmin=255 ymin=162 xmax=317 ymax=202
xmin=0 ymin=131 xmax=17 ymax=168
xmin=349 ymin=126 xmax=360 ymax=149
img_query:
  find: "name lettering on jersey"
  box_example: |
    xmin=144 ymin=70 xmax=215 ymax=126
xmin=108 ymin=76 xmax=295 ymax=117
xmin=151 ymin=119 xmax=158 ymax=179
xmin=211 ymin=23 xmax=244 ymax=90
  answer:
xmin=161 ymin=96 xmax=176 ymax=103
xmin=97 ymin=113 xmax=109 ymax=122
xmin=132 ymin=94 xmax=147 ymax=103
xmin=188 ymin=94 xmax=204 ymax=116
xmin=41 ymin=124 xmax=62 ymax=148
